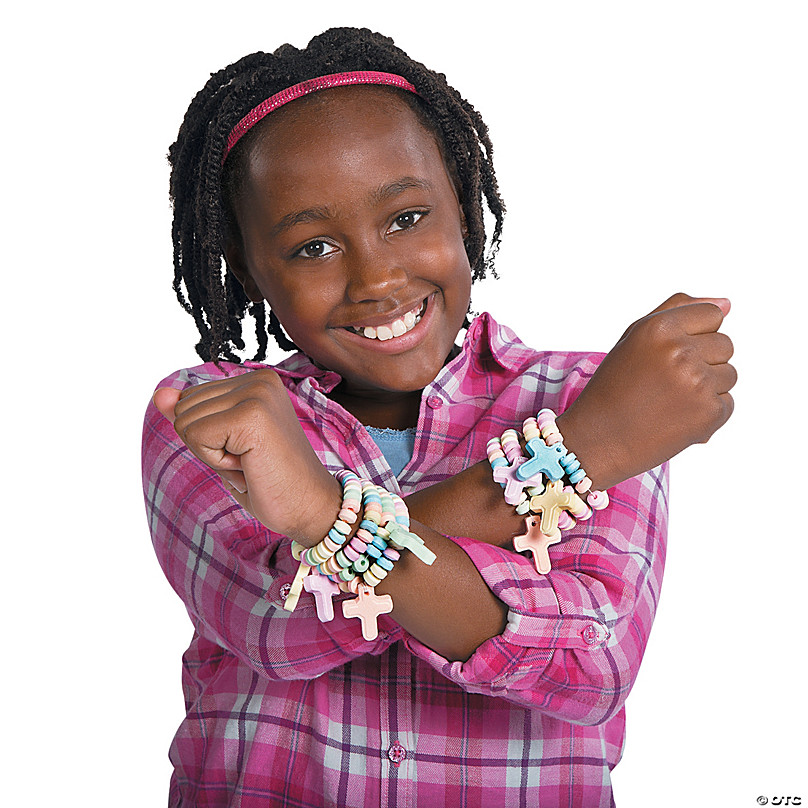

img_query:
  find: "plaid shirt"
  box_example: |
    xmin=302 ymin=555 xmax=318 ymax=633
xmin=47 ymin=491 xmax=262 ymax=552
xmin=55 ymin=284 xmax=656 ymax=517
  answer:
xmin=142 ymin=313 xmax=668 ymax=808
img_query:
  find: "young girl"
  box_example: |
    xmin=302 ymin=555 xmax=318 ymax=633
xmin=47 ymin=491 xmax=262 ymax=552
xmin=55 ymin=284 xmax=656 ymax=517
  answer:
xmin=144 ymin=27 xmax=736 ymax=807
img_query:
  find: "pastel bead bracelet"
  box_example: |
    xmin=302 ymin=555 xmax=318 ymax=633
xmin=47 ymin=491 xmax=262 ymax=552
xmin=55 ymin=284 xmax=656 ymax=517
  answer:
xmin=535 ymin=409 xmax=609 ymax=510
xmin=487 ymin=408 xmax=611 ymax=575
xmin=284 ymin=469 xmax=435 ymax=641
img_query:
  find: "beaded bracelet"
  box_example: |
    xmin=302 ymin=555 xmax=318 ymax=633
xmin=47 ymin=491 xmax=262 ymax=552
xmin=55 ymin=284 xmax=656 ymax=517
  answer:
xmin=535 ymin=409 xmax=609 ymax=511
xmin=284 ymin=469 xmax=435 ymax=641
xmin=487 ymin=408 xmax=611 ymax=574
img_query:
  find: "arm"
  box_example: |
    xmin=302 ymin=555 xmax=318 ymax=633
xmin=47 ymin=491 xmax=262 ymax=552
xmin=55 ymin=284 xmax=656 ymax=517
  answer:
xmin=374 ymin=294 xmax=732 ymax=722
xmin=149 ymin=294 xmax=734 ymax=710
xmin=401 ymin=465 xmax=667 ymax=725
xmin=143 ymin=368 xmax=403 ymax=683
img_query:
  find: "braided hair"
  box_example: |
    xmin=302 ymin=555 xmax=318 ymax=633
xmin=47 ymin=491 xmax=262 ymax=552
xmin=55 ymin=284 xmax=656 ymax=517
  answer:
xmin=169 ymin=27 xmax=505 ymax=363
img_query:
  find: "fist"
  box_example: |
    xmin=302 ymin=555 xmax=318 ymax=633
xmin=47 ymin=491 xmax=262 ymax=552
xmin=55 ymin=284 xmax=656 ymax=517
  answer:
xmin=557 ymin=293 xmax=737 ymax=489
xmin=153 ymin=368 xmax=341 ymax=545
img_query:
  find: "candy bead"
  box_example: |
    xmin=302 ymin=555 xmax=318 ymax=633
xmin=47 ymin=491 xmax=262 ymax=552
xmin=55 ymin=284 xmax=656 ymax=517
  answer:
xmin=587 ymin=490 xmax=609 ymax=510
xmin=352 ymin=555 xmax=371 ymax=573
xmin=567 ymin=468 xmax=586 ymax=485
xmin=370 ymin=535 xmax=388 ymax=552
xmin=324 ymin=532 xmax=344 ymax=551
xmin=349 ymin=536 xmax=368 ymax=554
xmin=375 ymin=555 xmax=394 ymax=572
xmin=363 ymin=568 xmax=383 ymax=588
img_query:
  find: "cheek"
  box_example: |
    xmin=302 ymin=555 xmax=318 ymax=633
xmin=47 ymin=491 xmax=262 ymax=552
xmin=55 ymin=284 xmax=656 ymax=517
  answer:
xmin=259 ymin=272 xmax=336 ymax=328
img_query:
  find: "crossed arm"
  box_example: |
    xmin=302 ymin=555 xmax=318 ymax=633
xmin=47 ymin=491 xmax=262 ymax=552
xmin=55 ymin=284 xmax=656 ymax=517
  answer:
xmin=146 ymin=294 xmax=734 ymax=716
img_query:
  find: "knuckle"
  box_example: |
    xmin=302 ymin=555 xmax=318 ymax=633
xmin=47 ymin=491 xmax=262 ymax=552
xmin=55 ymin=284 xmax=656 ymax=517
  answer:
xmin=637 ymin=313 xmax=674 ymax=343
xmin=669 ymin=291 xmax=693 ymax=305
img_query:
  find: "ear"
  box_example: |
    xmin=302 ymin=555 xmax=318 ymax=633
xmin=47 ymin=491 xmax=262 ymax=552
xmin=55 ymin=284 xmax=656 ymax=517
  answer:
xmin=458 ymin=203 xmax=469 ymax=240
xmin=224 ymin=237 xmax=263 ymax=302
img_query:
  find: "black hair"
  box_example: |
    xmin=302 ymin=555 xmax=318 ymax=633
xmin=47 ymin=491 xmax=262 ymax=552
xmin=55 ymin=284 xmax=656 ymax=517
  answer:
xmin=169 ymin=27 xmax=505 ymax=363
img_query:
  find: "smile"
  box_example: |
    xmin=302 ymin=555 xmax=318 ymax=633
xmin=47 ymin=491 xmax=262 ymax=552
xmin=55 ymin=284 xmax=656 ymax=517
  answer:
xmin=346 ymin=300 xmax=426 ymax=341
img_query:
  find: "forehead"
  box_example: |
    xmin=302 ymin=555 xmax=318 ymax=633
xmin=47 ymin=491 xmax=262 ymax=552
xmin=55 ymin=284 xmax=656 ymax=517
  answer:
xmin=239 ymin=86 xmax=453 ymax=207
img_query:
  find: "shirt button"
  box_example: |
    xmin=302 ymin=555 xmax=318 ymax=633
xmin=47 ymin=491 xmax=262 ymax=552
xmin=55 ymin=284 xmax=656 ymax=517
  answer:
xmin=279 ymin=583 xmax=292 ymax=601
xmin=388 ymin=741 xmax=407 ymax=766
xmin=581 ymin=624 xmax=600 ymax=645
xmin=427 ymin=395 xmax=443 ymax=409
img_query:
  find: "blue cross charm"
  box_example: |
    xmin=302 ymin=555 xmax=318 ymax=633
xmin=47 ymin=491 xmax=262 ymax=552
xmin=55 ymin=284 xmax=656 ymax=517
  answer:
xmin=516 ymin=438 xmax=566 ymax=482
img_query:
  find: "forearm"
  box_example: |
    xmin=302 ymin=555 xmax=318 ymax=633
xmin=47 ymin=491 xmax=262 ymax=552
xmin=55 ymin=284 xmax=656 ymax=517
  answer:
xmin=375 ymin=522 xmax=508 ymax=661
xmin=405 ymin=460 xmax=525 ymax=547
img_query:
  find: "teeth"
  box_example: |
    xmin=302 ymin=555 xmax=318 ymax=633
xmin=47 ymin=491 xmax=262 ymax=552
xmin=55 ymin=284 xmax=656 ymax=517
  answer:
xmin=349 ymin=301 xmax=425 ymax=341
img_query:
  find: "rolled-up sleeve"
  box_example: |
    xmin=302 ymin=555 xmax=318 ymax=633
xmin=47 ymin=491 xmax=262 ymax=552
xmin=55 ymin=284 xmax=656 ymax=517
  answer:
xmin=403 ymin=465 xmax=668 ymax=725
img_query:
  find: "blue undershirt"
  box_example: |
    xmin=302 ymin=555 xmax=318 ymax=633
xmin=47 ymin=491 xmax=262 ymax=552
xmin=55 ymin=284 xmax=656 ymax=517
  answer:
xmin=364 ymin=426 xmax=416 ymax=478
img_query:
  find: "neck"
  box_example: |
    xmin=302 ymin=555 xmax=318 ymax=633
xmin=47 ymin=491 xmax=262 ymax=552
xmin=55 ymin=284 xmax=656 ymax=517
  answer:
xmin=330 ymin=385 xmax=422 ymax=430
xmin=328 ymin=343 xmax=462 ymax=429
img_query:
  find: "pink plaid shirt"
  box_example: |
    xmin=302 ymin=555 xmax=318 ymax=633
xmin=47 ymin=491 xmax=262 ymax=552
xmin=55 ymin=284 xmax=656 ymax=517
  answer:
xmin=142 ymin=313 xmax=668 ymax=807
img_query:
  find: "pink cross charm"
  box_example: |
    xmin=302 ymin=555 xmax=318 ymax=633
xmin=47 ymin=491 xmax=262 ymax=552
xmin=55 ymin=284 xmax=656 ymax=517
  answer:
xmin=493 ymin=456 xmax=543 ymax=504
xmin=342 ymin=584 xmax=393 ymax=641
xmin=528 ymin=479 xmax=579 ymax=535
xmin=304 ymin=574 xmax=342 ymax=622
xmin=513 ymin=516 xmax=562 ymax=574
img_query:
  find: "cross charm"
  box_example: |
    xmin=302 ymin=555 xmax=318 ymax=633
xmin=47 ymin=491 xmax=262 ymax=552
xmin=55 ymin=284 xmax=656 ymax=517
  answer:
xmin=513 ymin=516 xmax=562 ymax=574
xmin=516 ymin=437 xmax=567 ymax=482
xmin=283 ymin=560 xmax=312 ymax=612
xmin=528 ymin=479 xmax=580 ymax=534
xmin=493 ymin=456 xmax=544 ymax=504
xmin=342 ymin=584 xmax=394 ymax=641
xmin=304 ymin=574 xmax=342 ymax=622
xmin=386 ymin=523 xmax=436 ymax=566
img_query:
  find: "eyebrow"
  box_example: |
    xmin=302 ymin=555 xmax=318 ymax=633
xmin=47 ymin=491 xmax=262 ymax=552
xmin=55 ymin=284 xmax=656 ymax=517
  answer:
xmin=271 ymin=177 xmax=434 ymax=237
xmin=271 ymin=205 xmax=336 ymax=237
xmin=369 ymin=177 xmax=434 ymax=205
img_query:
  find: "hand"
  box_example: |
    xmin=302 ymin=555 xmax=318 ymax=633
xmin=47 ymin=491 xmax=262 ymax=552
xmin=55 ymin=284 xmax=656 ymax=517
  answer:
xmin=153 ymin=369 xmax=341 ymax=545
xmin=557 ymin=293 xmax=737 ymax=489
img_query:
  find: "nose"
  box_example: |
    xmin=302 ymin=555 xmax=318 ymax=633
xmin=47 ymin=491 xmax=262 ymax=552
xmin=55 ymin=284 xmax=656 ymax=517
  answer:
xmin=344 ymin=238 xmax=409 ymax=303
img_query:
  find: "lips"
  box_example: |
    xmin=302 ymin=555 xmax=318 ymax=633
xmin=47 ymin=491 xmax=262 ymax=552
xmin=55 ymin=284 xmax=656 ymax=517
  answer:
xmin=345 ymin=300 xmax=426 ymax=341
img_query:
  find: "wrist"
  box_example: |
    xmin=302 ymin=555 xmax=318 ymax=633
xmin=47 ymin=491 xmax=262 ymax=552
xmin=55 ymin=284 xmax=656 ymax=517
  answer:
xmin=555 ymin=407 xmax=624 ymax=491
xmin=289 ymin=473 xmax=345 ymax=548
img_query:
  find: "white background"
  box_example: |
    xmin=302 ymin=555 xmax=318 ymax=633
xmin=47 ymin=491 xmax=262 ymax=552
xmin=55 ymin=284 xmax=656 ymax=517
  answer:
xmin=4 ymin=1 xmax=806 ymax=805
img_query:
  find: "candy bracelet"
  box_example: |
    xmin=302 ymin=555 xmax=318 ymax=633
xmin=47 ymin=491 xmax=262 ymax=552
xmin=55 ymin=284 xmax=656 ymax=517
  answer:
xmin=486 ymin=408 xmax=610 ymax=574
xmin=285 ymin=470 xmax=435 ymax=641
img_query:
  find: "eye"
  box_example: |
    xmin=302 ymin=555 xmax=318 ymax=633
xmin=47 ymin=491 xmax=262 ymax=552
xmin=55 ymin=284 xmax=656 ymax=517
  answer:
xmin=388 ymin=210 xmax=426 ymax=233
xmin=294 ymin=240 xmax=337 ymax=260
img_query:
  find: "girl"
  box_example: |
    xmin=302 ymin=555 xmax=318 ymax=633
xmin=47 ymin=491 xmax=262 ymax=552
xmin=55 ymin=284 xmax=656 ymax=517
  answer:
xmin=144 ymin=27 xmax=736 ymax=807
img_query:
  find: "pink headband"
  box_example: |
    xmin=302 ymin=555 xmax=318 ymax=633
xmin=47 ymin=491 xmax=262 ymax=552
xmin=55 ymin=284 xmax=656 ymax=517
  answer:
xmin=223 ymin=71 xmax=419 ymax=161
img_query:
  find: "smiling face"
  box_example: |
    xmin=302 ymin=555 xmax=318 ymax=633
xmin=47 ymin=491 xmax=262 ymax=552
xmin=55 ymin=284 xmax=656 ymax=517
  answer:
xmin=225 ymin=86 xmax=472 ymax=422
